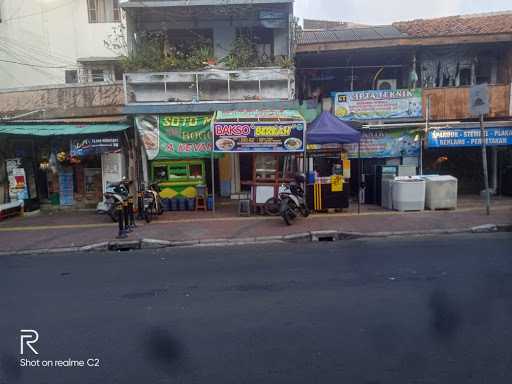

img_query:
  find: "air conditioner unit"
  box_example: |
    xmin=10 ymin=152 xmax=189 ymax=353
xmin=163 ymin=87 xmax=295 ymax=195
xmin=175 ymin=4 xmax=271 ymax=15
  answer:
xmin=377 ymin=79 xmax=397 ymax=90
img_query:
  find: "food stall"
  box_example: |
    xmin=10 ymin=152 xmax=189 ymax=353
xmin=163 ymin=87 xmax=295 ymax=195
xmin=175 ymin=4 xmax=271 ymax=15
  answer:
xmin=306 ymin=112 xmax=362 ymax=212
xmin=213 ymin=110 xmax=306 ymax=212
xmin=151 ymin=159 xmax=206 ymax=199
xmin=136 ymin=114 xmax=214 ymax=201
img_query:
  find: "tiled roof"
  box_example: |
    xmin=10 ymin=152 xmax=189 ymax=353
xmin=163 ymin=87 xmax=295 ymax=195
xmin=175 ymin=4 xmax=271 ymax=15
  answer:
xmin=300 ymin=26 xmax=406 ymax=45
xmin=393 ymin=11 xmax=512 ymax=37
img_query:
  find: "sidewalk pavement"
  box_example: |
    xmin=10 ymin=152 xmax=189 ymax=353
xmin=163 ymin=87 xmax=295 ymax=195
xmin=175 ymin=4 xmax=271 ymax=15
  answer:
xmin=0 ymin=195 xmax=511 ymax=254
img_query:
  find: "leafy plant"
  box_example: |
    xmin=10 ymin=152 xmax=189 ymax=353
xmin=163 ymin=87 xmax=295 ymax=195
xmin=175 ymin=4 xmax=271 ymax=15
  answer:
xmin=221 ymin=33 xmax=258 ymax=69
xmin=115 ymin=30 xmax=216 ymax=72
xmin=275 ymin=55 xmax=294 ymax=69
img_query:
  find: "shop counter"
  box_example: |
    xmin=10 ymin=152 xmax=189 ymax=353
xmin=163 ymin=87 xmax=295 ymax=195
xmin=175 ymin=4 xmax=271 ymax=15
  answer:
xmin=307 ymin=177 xmax=350 ymax=211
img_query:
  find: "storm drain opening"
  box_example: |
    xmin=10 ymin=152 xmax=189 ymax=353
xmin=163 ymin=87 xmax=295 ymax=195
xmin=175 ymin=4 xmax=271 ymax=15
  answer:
xmin=108 ymin=240 xmax=142 ymax=252
xmin=317 ymin=236 xmax=337 ymax=242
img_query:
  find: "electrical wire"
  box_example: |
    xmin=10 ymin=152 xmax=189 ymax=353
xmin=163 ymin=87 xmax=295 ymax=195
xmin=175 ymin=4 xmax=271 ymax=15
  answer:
xmin=0 ymin=38 xmax=78 ymax=67
xmin=0 ymin=31 xmax=81 ymax=62
xmin=2 ymin=0 xmax=77 ymax=23
xmin=8 ymin=0 xmax=26 ymax=21
xmin=0 ymin=58 xmax=68 ymax=68
xmin=0 ymin=65 xmax=26 ymax=87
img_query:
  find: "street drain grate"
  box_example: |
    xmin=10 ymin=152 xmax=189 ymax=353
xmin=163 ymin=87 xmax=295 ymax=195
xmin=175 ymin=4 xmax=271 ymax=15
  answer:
xmin=318 ymin=236 xmax=336 ymax=242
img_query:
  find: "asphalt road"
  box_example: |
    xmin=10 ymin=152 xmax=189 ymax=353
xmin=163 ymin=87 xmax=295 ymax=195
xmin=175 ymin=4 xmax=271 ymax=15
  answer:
xmin=1 ymin=233 xmax=512 ymax=384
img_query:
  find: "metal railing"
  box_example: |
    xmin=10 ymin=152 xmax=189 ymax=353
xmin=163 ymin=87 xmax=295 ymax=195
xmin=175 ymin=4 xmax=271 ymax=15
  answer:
xmin=123 ymin=67 xmax=294 ymax=105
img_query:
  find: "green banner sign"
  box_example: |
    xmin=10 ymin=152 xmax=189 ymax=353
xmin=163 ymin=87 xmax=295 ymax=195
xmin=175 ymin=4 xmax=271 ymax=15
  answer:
xmin=136 ymin=115 xmax=213 ymax=160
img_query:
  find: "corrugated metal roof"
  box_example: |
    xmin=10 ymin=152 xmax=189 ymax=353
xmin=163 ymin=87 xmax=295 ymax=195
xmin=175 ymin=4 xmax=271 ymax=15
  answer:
xmin=300 ymin=26 xmax=407 ymax=45
xmin=122 ymin=0 xmax=292 ymax=8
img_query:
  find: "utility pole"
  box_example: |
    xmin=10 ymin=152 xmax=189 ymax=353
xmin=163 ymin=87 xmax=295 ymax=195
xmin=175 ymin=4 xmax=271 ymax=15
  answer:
xmin=479 ymin=113 xmax=491 ymax=215
xmin=420 ymin=96 xmax=430 ymax=176
xmin=470 ymin=83 xmax=491 ymax=216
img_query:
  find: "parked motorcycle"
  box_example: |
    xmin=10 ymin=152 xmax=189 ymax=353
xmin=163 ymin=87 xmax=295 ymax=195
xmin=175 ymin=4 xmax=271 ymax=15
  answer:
xmin=96 ymin=178 xmax=131 ymax=222
xmin=140 ymin=182 xmax=164 ymax=223
xmin=279 ymin=173 xmax=310 ymax=225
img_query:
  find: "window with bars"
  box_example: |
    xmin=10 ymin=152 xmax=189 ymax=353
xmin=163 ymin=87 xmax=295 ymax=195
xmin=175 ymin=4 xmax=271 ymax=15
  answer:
xmin=87 ymin=0 xmax=120 ymax=23
xmin=91 ymin=69 xmax=105 ymax=82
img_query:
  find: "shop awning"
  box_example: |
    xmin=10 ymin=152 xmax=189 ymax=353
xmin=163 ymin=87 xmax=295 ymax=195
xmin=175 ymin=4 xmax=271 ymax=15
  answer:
xmin=307 ymin=112 xmax=361 ymax=144
xmin=0 ymin=123 xmax=130 ymax=136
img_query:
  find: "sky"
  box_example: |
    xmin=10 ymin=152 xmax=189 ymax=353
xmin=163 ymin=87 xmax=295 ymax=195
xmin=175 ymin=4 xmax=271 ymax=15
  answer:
xmin=294 ymin=0 xmax=512 ymax=25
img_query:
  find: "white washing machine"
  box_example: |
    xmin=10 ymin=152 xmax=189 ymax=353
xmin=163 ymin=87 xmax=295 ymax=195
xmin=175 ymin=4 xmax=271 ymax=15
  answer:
xmin=392 ymin=176 xmax=426 ymax=212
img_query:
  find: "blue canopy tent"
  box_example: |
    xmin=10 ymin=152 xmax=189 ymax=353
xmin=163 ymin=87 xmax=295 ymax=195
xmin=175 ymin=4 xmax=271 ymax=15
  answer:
xmin=306 ymin=111 xmax=363 ymax=213
xmin=307 ymin=111 xmax=362 ymax=144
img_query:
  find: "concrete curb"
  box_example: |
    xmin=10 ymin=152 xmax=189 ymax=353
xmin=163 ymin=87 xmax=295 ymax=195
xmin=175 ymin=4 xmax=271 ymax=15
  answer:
xmin=1 ymin=223 xmax=510 ymax=256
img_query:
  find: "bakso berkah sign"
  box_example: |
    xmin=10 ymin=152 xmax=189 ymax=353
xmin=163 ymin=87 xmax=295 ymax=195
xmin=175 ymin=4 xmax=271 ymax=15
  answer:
xmin=213 ymin=121 xmax=305 ymax=152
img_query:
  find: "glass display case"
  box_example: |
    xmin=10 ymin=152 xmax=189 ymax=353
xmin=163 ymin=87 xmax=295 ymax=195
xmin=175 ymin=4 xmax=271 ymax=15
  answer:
xmin=151 ymin=160 xmax=206 ymax=199
xmin=254 ymin=154 xmax=278 ymax=181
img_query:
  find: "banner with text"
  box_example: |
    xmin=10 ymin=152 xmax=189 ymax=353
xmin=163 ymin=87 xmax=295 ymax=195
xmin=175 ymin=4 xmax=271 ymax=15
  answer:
xmin=136 ymin=115 xmax=213 ymax=160
xmin=342 ymin=129 xmax=420 ymax=158
xmin=333 ymin=89 xmax=423 ymax=121
xmin=213 ymin=121 xmax=305 ymax=152
xmin=70 ymin=137 xmax=120 ymax=157
xmin=427 ymin=127 xmax=512 ymax=148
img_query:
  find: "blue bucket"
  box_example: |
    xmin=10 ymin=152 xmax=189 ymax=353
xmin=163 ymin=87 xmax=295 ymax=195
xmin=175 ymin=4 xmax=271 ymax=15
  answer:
xmin=186 ymin=198 xmax=195 ymax=211
xmin=177 ymin=198 xmax=186 ymax=211
xmin=207 ymin=196 xmax=214 ymax=211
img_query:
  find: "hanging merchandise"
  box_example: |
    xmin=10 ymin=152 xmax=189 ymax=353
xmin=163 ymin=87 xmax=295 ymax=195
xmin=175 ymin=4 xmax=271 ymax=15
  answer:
xmin=48 ymin=152 xmax=58 ymax=174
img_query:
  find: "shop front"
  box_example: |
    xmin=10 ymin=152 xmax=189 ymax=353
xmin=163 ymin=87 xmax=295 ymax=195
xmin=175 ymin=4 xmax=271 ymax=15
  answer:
xmin=212 ymin=110 xmax=306 ymax=211
xmin=0 ymin=122 xmax=130 ymax=211
xmin=331 ymin=88 xmax=424 ymax=205
xmin=135 ymin=114 xmax=215 ymax=210
xmin=426 ymin=124 xmax=512 ymax=195
xmin=305 ymin=112 xmax=361 ymax=212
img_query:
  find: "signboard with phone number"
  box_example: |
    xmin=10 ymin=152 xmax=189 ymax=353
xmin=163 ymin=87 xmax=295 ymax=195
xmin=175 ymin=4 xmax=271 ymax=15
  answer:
xmin=213 ymin=121 xmax=305 ymax=153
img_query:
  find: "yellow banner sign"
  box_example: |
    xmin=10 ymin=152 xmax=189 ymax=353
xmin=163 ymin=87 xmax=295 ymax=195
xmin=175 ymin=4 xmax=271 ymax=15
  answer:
xmin=331 ymin=175 xmax=343 ymax=192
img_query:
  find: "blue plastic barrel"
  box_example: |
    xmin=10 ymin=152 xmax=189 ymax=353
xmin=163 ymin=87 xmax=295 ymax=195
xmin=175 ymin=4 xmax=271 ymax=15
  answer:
xmin=186 ymin=198 xmax=195 ymax=211
xmin=207 ymin=196 xmax=213 ymax=210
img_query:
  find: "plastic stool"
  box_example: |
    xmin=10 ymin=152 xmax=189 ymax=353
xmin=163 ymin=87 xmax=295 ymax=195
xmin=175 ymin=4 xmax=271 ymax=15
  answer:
xmin=239 ymin=199 xmax=251 ymax=216
xmin=196 ymin=195 xmax=207 ymax=211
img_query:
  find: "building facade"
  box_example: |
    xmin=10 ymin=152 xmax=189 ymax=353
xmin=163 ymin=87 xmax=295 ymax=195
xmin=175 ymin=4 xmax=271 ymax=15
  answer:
xmin=296 ymin=12 xmax=512 ymax=198
xmin=121 ymin=0 xmax=303 ymax=208
xmin=0 ymin=0 xmax=123 ymax=89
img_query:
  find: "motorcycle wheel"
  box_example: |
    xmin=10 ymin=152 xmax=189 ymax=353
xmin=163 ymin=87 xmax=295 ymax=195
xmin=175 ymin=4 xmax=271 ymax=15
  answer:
xmin=264 ymin=197 xmax=281 ymax=216
xmin=280 ymin=199 xmax=295 ymax=225
xmin=301 ymin=206 xmax=310 ymax=218
xmin=144 ymin=206 xmax=152 ymax=223
xmin=107 ymin=209 xmax=118 ymax=223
